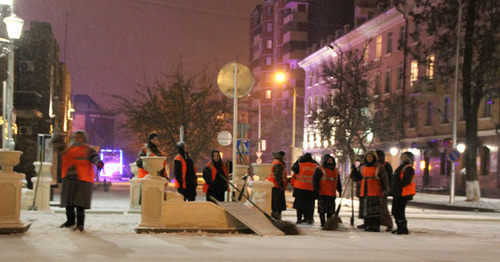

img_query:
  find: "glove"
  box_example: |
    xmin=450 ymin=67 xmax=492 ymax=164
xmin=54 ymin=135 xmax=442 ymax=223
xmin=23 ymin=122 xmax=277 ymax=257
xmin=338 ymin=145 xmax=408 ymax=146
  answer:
xmin=96 ymin=161 xmax=104 ymax=170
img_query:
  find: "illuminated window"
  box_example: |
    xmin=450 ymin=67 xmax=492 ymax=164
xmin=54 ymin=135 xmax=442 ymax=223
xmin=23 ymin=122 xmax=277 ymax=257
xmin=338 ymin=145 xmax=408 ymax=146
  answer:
xmin=266 ymin=39 xmax=273 ymax=49
xmin=426 ymin=55 xmax=435 ymax=79
xmin=267 ymin=23 xmax=272 ymax=32
xmin=410 ymin=60 xmax=418 ymax=86
xmin=376 ymin=35 xmax=382 ymax=58
xmin=265 ymin=90 xmax=272 ymax=99
xmin=265 ymin=56 xmax=272 ymax=66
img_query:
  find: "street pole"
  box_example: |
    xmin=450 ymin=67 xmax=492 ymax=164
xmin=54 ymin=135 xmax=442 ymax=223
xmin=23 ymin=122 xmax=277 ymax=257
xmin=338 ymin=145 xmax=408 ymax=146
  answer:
xmin=232 ymin=63 xmax=238 ymax=202
xmin=292 ymin=86 xmax=296 ymax=149
xmin=258 ymin=103 xmax=261 ymax=152
xmin=450 ymin=1 xmax=462 ymax=204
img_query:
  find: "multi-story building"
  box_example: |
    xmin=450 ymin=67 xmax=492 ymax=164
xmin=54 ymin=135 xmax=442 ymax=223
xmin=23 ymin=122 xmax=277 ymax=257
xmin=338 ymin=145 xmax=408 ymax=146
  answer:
xmin=6 ymin=22 xmax=73 ymax=185
xmin=247 ymin=0 xmax=353 ymax=167
xmin=72 ymin=94 xmax=115 ymax=149
xmin=299 ymin=2 xmax=499 ymax=196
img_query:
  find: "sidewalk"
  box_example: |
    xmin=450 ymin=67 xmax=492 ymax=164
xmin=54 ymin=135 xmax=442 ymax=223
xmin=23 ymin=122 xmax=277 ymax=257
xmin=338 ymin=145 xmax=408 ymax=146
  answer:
xmin=409 ymin=192 xmax=500 ymax=212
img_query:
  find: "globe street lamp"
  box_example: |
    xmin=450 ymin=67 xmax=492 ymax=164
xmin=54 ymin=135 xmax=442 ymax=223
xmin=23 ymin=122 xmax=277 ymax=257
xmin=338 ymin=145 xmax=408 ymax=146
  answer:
xmin=0 ymin=0 xmax=24 ymax=149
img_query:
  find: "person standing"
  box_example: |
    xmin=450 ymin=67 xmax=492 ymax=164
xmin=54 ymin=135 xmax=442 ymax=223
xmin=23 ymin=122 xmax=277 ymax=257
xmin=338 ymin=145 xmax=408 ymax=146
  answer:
xmin=313 ymin=154 xmax=342 ymax=228
xmin=351 ymin=151 xmax=389 ymax=232
xmin=174 ymin=142 xmax=197 ymax=201
xmin=291 ymin=153 xmax=318 ymax=225
xmin=267 ymin=151 xmax=287 ymax=220
xmin=376 ymin=149 xmax=394 ymax=232
xmin=391 ymin=151 xmax=416 ymax=235
xmin=60 ymin=131 xmax=104 ymax=232
xmin=202 ymin=150 xmax=229 ymax=203
xmin=135 ymin=133 xmax=167 ymax=180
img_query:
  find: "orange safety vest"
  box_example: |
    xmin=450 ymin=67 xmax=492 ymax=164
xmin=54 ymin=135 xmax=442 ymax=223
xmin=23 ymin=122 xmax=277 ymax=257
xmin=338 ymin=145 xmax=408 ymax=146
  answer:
xmin=401 ymin=164 xmax=416 ymax=197
xmin=61 ymin=145 xmax=96 ymax=183
xmin=360 ymin=164 xmax=383 ymax=197
xmin=318 ymin=167 xmax=339 ymax=196
xmin=202 ymin=162 xmax=228 ymax=193
xmin=174 ymin=154 xmax=196 ymax=189
xmin=293 ymin=162 xmax=317 ymax=191
xmin=267 ymin=159 xmax=288 ymax=189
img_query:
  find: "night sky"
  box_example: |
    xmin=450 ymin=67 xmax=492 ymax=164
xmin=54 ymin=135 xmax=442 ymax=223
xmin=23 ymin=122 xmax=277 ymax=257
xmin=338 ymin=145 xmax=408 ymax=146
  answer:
xmin=15 ymin=0 xmax=261 ymax=108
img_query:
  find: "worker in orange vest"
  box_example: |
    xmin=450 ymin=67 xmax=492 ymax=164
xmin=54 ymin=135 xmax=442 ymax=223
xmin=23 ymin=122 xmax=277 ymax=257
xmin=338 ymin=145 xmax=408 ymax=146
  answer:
xmin=391 ymin=151 xmax=416 ymax=235
xmin=291 ymin=153 xmax=318 ymax=225
xmin=60 ymin=131 xmax=104 ymax=232
xmin=202 ymin=150 xmax=229 ymax=203
xmin=351 ymin=151 xmax=389 ymax=232
xmin=268 ymin=151 xmax=287 ymax=220
xmin=174 ymin=142 xmax=197 ymax=201
xmin=135 ymin=133 xmax=167 ymax=180
xmin=313 ymin=154 xmax=342 ymax=228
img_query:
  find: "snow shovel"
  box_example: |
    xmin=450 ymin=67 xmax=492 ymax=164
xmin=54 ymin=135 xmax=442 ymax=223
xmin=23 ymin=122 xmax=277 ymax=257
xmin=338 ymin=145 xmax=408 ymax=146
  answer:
xmin=216 ymin=174 xmax=300 ymax=235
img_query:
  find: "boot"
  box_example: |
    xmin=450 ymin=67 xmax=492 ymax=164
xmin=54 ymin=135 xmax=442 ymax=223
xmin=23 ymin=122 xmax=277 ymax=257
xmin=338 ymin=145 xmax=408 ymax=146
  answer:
xmin=60 ymin=213 xmax=75 ymax=228
xmin=396 ymin=220 xmax=409 ymax=235
xmin=272 ymin=211 xmax=281 ymax=220
xmin=296 ymin=211 xmax=303 ymax=224
xmin=319 ymin=213 xmax=326 ymax=227
xmin=75 ymin=214 xmax=85 ymax=232
xmin=392 ymin=220 xmax=400 ymax=234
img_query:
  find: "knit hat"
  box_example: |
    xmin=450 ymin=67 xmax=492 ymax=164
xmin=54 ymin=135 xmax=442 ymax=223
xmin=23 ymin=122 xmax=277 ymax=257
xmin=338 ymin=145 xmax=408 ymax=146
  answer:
xmin=272 ymin=151 xmax=285 ymax=158
xmin=401 ymin=151 xmax=415 ymax=163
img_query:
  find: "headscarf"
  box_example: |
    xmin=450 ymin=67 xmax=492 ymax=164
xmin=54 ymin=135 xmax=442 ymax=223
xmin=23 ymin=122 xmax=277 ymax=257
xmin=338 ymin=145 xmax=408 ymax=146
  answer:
xmin=71 ymin=130 xmax=88 ymax=146
xmin=321 ymin=154 xmax=336 ymax=170
xmin=401 ymin=151 xmax=415 ymax=165
xmin=376 ymin=149 xmax=386 ymax=164
xmin=364 ymin=150 xmax=379 ymax=167
xmin=147 ymin=132 xmax=159 ymax=151
xmin=176 ymin=141 xmax=187 ymax=158
xmin=300 ymin=152 xmax=314 ymax=163
xmin=272 ymin=151 xmax=285 ymax=162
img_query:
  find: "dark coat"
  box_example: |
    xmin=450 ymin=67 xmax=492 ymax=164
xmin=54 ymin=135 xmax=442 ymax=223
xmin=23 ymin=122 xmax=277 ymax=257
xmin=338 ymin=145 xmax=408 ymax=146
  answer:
xmin=391 ymin=164 xmax=415 ymax=200
xmin=202 ymin=161 xmax=228 ymax=202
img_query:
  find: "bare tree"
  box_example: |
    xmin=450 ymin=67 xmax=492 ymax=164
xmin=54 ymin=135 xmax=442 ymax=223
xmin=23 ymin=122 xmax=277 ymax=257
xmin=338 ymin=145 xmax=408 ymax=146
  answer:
xmin=406 ymin=0 xmax=499 ymax=200
xmin=111 ymin=66 xmax=230 ymax=163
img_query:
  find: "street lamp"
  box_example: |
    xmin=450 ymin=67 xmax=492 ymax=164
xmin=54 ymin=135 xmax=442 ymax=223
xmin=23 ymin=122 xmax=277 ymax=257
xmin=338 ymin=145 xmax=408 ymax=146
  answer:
xmin=0 ymin=1 xmax=24 ymax=149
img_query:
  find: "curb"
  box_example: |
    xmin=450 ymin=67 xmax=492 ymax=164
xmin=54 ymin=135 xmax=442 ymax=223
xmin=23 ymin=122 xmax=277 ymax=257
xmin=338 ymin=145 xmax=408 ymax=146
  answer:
xmin=407 ymin=201 xmax=500 ymax=213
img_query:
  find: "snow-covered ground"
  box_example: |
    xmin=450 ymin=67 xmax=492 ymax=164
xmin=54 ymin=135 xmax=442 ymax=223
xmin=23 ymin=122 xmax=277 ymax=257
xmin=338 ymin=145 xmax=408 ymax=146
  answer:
xmin=2 ymin=184 xmax=499 ymax=261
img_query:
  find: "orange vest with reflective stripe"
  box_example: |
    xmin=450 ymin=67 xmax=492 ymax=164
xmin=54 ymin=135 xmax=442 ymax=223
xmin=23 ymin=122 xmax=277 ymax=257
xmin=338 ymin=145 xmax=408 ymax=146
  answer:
xmin=61 ymin=145 xmax=96 ymax=183
xmin=401 ymin=164 xmax=416 ymax=197
xmin=293 ymin=162 xmax=317 ymax=191
xmin=174 ymin=154 xmax=187 ymax=189
xmin=318 ymin=167 xmax=339 ymax=196
xmin=360 ymin=165 xmax=383 ymax=197
xmin=202 ymin=162 xmax=228 ymax=193
xmin=268 ymin=159 xmax=288 ymax=189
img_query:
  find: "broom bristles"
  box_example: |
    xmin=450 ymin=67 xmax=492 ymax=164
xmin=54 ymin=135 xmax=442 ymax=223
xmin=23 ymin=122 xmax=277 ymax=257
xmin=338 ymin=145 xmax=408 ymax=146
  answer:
xmin=323 ymin=215 xmax=341 ymax=231
xmin=273 ymin=220 xmax=300 ymax=235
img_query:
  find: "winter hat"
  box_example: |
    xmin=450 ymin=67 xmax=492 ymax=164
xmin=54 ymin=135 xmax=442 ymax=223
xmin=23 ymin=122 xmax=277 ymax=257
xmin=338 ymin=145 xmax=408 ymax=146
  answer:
xmin=376 ymin=149 xmax=385 ymax=163
xmin=321 ymin=154 xmax=336 ymax=168
xmin=148 ymin=132 xmax=158 ymax=142
xmin=401 ymin=151 xmax=415 ymax=163
xmin=272 ymin=151 xmax=285 ymax=158
xmin=365 ymin=150 xmax=379 ymax=163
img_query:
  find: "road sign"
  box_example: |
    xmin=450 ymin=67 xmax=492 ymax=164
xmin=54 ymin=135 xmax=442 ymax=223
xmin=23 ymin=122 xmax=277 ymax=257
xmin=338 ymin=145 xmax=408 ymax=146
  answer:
xmin=217 ymin=131 xmax=232 ymax=146
xmin=236 ymin=139 xmax=250 ymax=155
xmin=448 ymin=149 xmax=461 ymax=163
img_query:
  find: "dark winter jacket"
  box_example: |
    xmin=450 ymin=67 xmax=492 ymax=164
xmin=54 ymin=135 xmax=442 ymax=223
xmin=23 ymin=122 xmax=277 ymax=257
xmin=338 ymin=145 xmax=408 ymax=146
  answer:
xmin=202 ymin=150 xmax=228 ymax=193
xmin=292 ymin=153 xmax=318 ymax=199
xmin=391 ymin=163 xmax=415 ymax=200
xmin=174 ymin=144 xmax=197 ymax=192
xmin=272 ymin=159 xmax=286 ymax=189
xmin=351 ymin=151 xmax=389 ymax=195
xmin=313 ymin=155 xmax=342 ymax=195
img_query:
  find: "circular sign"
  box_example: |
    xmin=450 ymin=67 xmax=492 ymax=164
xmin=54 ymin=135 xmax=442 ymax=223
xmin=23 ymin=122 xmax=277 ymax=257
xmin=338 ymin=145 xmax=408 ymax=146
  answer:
xmin=217 ymin=62 xmax=255 ymax=98
xmin=448 ymin=149 xmax=461 ymax=163
xmin=217 ymin=131 xmax=232 ymax=146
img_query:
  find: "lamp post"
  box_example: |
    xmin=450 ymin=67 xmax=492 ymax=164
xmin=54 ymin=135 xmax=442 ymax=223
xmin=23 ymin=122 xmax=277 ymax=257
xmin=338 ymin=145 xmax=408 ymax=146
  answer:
xmin=0 ymin=0 xmax=24 ymax=149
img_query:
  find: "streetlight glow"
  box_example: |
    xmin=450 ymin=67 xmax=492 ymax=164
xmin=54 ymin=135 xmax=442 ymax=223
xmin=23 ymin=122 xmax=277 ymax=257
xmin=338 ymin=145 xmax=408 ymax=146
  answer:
xmin=4 ymin=13 xmax=24 ymax=39
xmin=390 ymin=147 xmax=398 ymax=156
xmin=274 ymin=71 xmax=286 ymax=83
xmin=457 ymin=143 xmax=466 ymax=153
xmin=0 ymin=0 xmax=13 ymax=6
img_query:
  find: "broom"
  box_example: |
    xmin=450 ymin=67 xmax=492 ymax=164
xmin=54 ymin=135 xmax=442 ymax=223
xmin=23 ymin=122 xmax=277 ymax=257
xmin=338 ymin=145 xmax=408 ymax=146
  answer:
xmin=323 ymin=176 xmax=355 ymax=231
xmin=216 ymin=174 xmax=300 ymax=235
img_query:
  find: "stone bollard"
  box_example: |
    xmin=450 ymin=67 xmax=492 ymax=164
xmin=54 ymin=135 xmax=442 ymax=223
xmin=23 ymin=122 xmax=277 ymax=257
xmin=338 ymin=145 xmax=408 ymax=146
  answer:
xmin=251 ymin=163 xmax=272 ymax=181
xmin=249 ymin=180 xmax=274 ymax=216
xmin=0 ymin=149 xmax=29 ymax=233
xmin=138 ymin=156 xmax=167 ymax=228
xmin=31 ymin=162 xmax=53 ymax=211
xmin=129 ymin=163 xmax=141 ymax=210
xmin=231 ymin=165 xmax=249 ymax=201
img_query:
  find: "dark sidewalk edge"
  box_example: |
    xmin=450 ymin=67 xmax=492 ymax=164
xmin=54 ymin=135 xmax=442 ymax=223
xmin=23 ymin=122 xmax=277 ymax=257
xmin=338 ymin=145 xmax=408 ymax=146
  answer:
xmin=407 ymin=201 xmax=500 ymax=213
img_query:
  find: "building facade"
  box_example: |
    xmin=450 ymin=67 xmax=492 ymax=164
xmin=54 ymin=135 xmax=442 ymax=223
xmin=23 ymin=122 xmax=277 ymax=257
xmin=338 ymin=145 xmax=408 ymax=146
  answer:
xmin=247 ymin=0 xmax=353 ymax=168
xmin=299 ymin=2 xmax=499 ymax=196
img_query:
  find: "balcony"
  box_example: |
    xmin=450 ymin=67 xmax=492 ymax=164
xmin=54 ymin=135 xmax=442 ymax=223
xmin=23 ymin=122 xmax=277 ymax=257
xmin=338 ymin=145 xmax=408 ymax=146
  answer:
xmin=410 ymin=78 xmax=443 ymax=99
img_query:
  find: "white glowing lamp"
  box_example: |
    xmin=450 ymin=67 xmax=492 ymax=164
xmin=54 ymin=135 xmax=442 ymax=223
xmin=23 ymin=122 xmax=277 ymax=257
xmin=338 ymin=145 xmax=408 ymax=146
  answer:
xmin=4 ymin=13 xmax=24 ymax=39
xmin=390 ymin=147 xmax=399 ymax=156
xmin=457 ymin=143 xmax=466 ymax=153
xmin=0 ymin=0 xmax=13 ymax=6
